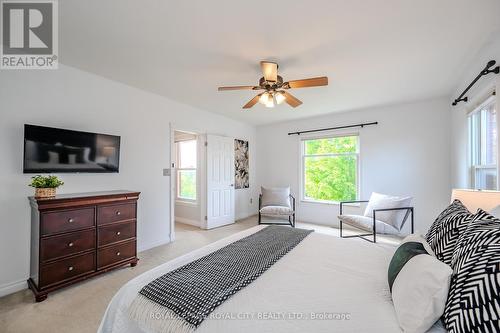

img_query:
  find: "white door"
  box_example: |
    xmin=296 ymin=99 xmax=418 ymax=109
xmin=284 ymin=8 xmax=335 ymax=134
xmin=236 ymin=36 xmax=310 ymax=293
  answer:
xmin=206 ymin=134 xmax=235 ymax=229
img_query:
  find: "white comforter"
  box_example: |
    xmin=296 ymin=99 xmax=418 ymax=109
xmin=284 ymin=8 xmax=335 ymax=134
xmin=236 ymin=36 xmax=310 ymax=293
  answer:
xmin=98 ymin=226 xmax=446 ymax=333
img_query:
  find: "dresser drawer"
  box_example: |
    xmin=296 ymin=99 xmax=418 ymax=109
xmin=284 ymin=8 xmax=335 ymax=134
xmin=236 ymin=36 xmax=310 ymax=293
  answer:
xmin=39 ymin=252 xmax=95 ymax=288
xmin=40 ymin=229 xmax=95 ymax=262
xmin=98 ymin=221 xmax=135 ymax=247
xmin=41 ymin=208 xmax=95 ymax=236
xmin=97 ymin=203 xmax=136 ymax=225
xmin=97 ymin=240 xmax=136 ymax=269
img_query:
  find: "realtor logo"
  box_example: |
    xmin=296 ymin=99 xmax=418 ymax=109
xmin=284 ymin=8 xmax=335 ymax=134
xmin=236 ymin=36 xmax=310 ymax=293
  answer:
xmin=1 ymin=0 xmax=58 ymax=69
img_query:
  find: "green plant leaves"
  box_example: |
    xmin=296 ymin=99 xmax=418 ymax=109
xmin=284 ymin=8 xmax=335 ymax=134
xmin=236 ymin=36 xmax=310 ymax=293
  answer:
xmin=29 ymin=175 xmax=64 ymax=188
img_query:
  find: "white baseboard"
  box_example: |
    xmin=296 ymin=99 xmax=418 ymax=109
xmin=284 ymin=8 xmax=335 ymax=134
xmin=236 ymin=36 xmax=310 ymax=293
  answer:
xmin=0 ymin=279 xmax=27 ymax=298
xmin=175 ymin=217 xmax=201 ymax=227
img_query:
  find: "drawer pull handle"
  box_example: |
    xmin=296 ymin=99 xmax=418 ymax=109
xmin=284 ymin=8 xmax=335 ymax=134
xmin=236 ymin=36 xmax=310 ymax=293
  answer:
xmin=116 ymin=211 xmax=121 ymax=216
xmin=68 ymin=218 xmax=74 ymax=223
xmin=68 ymin=266 xmax=74 ymax=271
xmin=116 ymin=252 xmax=121 ymax=256
xmin=68 ymin=242 xmax=74 ymax=247
xmin=116 ymin=231 xmax=121 ymax=236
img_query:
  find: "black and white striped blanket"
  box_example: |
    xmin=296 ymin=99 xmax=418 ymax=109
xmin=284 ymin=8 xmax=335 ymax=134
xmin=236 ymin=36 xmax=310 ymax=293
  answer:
xmin=129 ymin=226 xmax=313 ymax=332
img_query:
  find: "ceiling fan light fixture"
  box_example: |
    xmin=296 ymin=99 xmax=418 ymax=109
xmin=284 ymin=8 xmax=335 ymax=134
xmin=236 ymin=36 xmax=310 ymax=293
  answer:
xmin=218 ymin=60 xmax=327 ymax=109
xmin=259 ymin=92 xmax=270 ymax=105
xmin=275 ymin=91 xmax=286 ymax=105
xmin=265 ymin=93 xmax=275 ymax=108
xmin=259 ymin=92 xmax=275 ymax=107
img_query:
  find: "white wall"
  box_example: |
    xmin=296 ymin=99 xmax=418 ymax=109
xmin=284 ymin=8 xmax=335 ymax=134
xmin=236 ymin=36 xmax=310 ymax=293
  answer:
xmin=257 ymin=98 xmax=451 ymax=233
xmin=450 ymin=34 xmax=500 ymax=189
xmin=0 ymin=65 xmax=258 ymax=296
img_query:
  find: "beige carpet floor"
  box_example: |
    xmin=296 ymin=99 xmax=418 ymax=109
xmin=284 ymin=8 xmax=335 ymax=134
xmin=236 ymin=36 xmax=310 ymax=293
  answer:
xmin=0 ymin=216 xmax=401 ymax=333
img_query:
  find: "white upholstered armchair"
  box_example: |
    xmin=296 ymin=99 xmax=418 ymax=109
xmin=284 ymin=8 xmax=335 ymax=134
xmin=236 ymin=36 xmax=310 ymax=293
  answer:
xmin=338 ymin=192 xmax=414 ymax=243
xmin=258 ymin=186 xmax=296 ymax=227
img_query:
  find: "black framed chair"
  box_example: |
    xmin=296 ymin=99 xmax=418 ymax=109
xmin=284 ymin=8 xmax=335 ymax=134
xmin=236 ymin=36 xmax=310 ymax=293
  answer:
xmin=258 ymin=193 xmax=296 ymax=227
xmin=338 ymin=200 xmax=414 ymax=243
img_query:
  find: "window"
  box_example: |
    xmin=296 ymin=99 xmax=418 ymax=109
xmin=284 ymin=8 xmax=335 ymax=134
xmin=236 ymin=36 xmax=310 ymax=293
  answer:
xmin=468 ymin=97 xmax=497 ymax=190
xmin=176 ymin=140 xmax=197 ymax=201
xmin=301 ymin=135 xmax=359 ymax=203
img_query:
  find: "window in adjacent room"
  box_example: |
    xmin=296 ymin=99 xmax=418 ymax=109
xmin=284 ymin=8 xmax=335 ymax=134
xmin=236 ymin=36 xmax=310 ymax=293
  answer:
xmin=301 ymin=134 xmax=359 ymax=203
xmin=468 ymin=95 xmax=498 ymax=190
xmin=176 ymin=139 xmax=197 ymax=201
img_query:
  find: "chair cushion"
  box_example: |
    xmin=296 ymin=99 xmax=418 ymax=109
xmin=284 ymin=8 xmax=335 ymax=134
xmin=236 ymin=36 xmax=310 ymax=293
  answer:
xmin=363 ymin=192 xmax=413 ymax=230
xmin=261 ymin=186 xmax=290 ymax=207
xmin=389 ymin=234 xmax=452 ymax=333
xmin=260 ymin=206 xmax=294 ymax=216
xmin=338 ymin=214 xmax=399 ymax=235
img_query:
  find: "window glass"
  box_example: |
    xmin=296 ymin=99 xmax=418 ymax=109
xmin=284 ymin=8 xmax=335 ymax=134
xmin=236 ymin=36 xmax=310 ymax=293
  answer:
xmin=178 ymin=170 xmax=196 ymax=200
xmin=468 ymin=99 xmax=497 ymax=190
xmin=302 ymin=135 xmax=359 ymax=203
xmin=177 ymin=139 xmax=197 ymax=201
xmin=304 ymin=136 xmax=358 ymax=155
xmin=179 ymin=140 xmax=197 ymax=168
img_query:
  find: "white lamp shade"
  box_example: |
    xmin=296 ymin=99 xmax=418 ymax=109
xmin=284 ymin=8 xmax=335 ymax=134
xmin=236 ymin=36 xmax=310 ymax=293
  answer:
xmin=275 ymin=92 xmax=286 ymax=104
xmin=451 ymin=189 xmax=500 ymax=212
xmin=259 ymin=92 xmax=270 ymax=105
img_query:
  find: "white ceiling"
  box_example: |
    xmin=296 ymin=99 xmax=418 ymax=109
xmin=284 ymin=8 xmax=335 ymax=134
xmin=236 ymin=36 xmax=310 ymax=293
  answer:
xmin=59 ymin=0 xmax=500 ymax=125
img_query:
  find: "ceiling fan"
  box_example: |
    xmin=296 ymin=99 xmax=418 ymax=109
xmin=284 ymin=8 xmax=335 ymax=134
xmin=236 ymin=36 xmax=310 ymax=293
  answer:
xmin=218 ymin=61 xmax=328 ymax=109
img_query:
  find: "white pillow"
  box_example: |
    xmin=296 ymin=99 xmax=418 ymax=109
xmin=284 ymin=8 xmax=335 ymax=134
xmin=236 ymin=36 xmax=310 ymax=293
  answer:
xmin=389 ymin=235 xmax=452 ymax=333
xmin=364 ymin=192 xmax=412 ymax=230
xmin=261 ymin=187 xmax=290 ymax=208
xmin=490 ymin=205 xmax=500 ymax=218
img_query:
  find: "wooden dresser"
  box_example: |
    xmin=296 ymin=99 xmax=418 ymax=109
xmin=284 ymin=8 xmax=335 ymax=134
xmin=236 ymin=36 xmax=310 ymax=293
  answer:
xmin=28 ymin=190 xmax=140 ymax=302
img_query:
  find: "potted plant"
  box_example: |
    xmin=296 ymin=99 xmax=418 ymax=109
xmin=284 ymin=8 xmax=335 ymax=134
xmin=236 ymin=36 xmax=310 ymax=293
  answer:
xmin=29 ymin=175 xmax=64 ymax=198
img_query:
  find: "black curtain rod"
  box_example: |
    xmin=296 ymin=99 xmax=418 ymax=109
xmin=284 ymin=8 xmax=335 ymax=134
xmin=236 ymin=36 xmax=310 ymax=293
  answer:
xmin=288 ymin=121 xmax=378 ymax=136
xmin=452 ymin=60 xmax=499 ymax=106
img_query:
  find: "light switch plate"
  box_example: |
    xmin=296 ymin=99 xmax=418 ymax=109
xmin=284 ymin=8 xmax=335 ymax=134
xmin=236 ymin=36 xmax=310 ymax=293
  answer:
xmin=163 ymin=169 xmax=171 ymax=176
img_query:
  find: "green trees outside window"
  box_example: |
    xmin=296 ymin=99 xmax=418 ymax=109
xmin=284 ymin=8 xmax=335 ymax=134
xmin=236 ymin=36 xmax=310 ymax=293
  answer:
xmin=179 ymin=170 xmax=196 ymax=200
xmin=303 ymin=135 xmax=358 ymax=202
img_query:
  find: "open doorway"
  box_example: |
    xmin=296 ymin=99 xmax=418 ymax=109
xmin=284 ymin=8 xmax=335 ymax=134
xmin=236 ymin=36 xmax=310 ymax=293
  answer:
xmin=173 ymin=130 xmax=203 ymax=238
xmin=169 ymin=127 xmax=237 ymax=242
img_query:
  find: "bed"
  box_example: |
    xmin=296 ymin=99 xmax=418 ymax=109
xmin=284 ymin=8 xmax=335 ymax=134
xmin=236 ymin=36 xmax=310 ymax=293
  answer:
xmin=98 ymin=225 xmax=446 ymax=333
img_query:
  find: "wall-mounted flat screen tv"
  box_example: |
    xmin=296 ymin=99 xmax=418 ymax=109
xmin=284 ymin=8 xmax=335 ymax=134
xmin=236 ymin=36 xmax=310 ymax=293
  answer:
xmin=23 ymin=124 xmax=121 ymax=173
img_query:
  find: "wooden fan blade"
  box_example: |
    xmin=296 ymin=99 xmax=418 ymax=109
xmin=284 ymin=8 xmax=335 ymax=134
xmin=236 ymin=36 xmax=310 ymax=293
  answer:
xmin=218 ymin=85 xmax=260 ymax=91
xmin=282 ymin=91 xmax=302 ymax=108
xmin=260 ymin=61 xmax=278 ymax=82
xmin=242 ymin=94 xmax=262 ymax=109
xmin=285 ymin=76 xmax=328 ymax=89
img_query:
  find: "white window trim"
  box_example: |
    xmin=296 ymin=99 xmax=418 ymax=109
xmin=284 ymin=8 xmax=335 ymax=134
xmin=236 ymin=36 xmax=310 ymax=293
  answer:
xmin=175 ymin=140 xmax=198 ymax=204
xmin=298 ymin=131 xmax=361 ymax=206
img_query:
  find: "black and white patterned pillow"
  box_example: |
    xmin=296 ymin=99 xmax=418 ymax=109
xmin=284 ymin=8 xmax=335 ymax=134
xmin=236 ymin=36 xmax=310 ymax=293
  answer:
xmin=443 ymin=209 xmax=500 ymax=333
xmin=425 ymin=199 xmax=473 ymax=265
